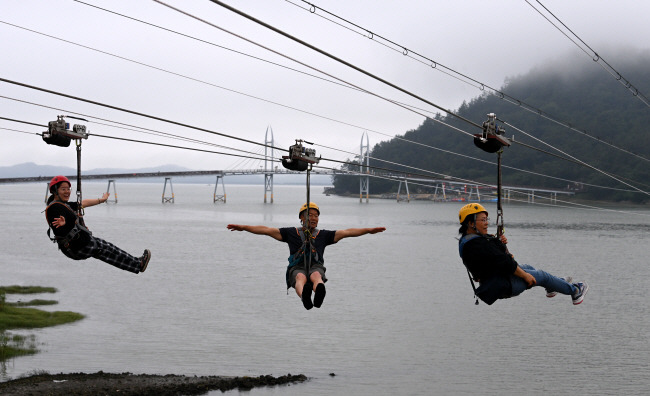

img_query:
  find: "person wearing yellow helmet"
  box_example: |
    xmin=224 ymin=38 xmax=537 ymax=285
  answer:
xmin=227 ymin=202 xmax=386 ymax=310
xmin=45 ymin=175 xmax=151 ymax=274
xmin=457 ymin=203 xmax=588 ymax=305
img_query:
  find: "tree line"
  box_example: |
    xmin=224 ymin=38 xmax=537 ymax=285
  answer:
xmin=333 ymin=51 xmax=650 ymax=203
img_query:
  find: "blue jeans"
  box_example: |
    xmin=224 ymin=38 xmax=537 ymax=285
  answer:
xmin=510 ymin=264 xmax=576 ymax=297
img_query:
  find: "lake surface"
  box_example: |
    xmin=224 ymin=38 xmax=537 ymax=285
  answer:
xmin=1 ymin=182 xmax=649 ymax=395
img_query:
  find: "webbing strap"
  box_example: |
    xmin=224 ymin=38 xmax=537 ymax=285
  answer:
xmin=459 ymin=234 xmax=481 ymax=305
xmin=75 ymin=139 xmax=84 ymax=217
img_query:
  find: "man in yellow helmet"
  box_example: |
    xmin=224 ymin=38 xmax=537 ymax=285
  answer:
xmin=457 ymin=203 xmax=588 ymax=305
xmin=227 ymin=202 xmax=386 ymax=310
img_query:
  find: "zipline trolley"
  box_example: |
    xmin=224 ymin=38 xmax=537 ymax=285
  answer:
xmin=281 ymin=139 xmax=321 ymax=172
xmin=41 ymin=115 xmax=89 ymax=216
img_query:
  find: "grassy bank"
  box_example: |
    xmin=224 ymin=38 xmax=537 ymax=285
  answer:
xmin=0 ymin=286 xmax=84 ymax=360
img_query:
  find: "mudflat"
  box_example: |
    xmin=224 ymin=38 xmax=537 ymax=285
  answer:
xmin=0 ymin=371 xmax=307 ymax=395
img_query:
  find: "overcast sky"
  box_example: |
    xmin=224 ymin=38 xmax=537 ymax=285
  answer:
xmin=1 ymin=0 xmax=649 ymax=172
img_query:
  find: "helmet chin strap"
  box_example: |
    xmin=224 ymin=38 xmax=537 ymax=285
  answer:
xmin=469 ymin=214 xmax=488 ymax=236
xmin=469 ymin=215 xmax=480 ymax=235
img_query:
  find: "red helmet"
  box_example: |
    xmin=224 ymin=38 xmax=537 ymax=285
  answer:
xmin=49 ymin=175 xmax=71 ymax=193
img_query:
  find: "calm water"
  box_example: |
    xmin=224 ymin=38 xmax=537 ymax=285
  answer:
xmin=1 ymin=182 xmax=649 ymax=395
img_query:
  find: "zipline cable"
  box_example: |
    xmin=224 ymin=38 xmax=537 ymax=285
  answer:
xmin=502 ymin=119 xmax=649 ymax=196
xmin=0 ymin=77 xmax=287 ymax=151
xmin=158 ymin=0 xmax=482 ymax=130
xmin=4 ymin=120 xmax=648 ymax=217
xmin=313 ymin=137 xmax=649 ymax=194
xmin=4 ymin=118 xmax=642 ymax=195
xmin=7 ymin=17 xmax=635 ymax=189
xmin=164 ymin=1 xmax=649 ymax=193
xmin=312 ymin=163 xmax=650 ymax=218
xmin=0 ymin=20 xmax=373 ymax=133
xmin=0 ymin=16 xmax=479 ymax=142
xmin=3 ymin=5 xmax=644 ymax=196
xmin=17 ymin=1 xmax=646 ymax=163
xmin=0 ymin=111 xmax=271 ymax=160
xmin=66 ymin=1 xmax=353 ymax=90
xmin=525 ymin=0 xmax=650 ymax=108
xmin=287 ymin=0 xmax=649 ymax=163
xmin=3 ymin=92 xmax=646 ymax=195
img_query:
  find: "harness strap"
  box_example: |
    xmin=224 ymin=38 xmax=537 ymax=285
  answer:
xmin=45 ymin=201 xmax=91 ymax=249
xmin=459 ymin=233 xmax=482 ymax=305
xmin=286 ymin=227 xmax=320 ymax=289
xmin=75 ymin=139 xmax=84 ymax=217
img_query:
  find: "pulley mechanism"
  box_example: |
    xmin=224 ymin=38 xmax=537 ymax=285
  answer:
xmin=281 ymin=139 xmax=321 ymax=171
xmin=42 ymin=115 xmax=89 ymax=215
xmin=473 ymin=113 xmax=510 ymax=239
xmin=474 ymin=113 xmax=510 ymax=153
xmin=42 ymin=115 xmax=89 ymax=147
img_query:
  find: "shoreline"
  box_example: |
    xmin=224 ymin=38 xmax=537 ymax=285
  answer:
xmin=0 ymin=371 xmax=307 ymax=395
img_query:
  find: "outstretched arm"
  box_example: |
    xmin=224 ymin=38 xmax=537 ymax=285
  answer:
xmin=82 ymin=192 xmax=110 ymax=208
xmin=334 ymin=227 xmax=386 ymax=243
xmin=227 ymin=224 xmax=282 ymax=241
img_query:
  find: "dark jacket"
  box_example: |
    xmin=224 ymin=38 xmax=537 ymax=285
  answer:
xmin=45 ymin=201 xmax=91 ymax=250
xmin=459 ymin=233 xmax=517 ymax=305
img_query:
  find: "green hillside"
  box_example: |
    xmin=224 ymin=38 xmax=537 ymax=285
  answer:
xmin=333 ymin=51 xmax=650 ymax=203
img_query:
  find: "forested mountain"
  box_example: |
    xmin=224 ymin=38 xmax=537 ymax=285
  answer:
xmin=333 ymin=50 xmax=650 ymax=203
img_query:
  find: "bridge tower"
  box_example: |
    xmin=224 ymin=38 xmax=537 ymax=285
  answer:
xmin=162 ymin=177 xmax=174 ymax=203
xmin=106 ymin=179 xmax=118 ymax=203
xmin=359 ymin=131 xmax=370 ymax=203
xmin=397 ymin=179 xmax=410 ymax=203
xmin=213 ymin=173 xmax=226 ymax=203
xmin=264 ymin=125 xmax=274 ymax=203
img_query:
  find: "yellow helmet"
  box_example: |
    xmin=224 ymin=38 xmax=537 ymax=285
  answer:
xmin=458 ymin=203 xmax=488 ymax=224
xmin=299 ymin=202 xmax=320 ymax=217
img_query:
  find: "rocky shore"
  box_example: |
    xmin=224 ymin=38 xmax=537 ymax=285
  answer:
xmin=0 ymin=371 xmax=307 ymax=396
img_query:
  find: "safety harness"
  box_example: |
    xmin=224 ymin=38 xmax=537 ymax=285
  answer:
xmin=286 ymin=227 xmax=321 ymax=289
xmin=458 ymin=233 xmax=481 ymax=304
xmin=45 ymin=201 xmax=92 ymax=250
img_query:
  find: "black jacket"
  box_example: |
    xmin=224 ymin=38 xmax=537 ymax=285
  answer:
xmin=460 ymin=234 xmax=518 ymax=304
xmin=45 ymin=201 xmax=91 ymax=250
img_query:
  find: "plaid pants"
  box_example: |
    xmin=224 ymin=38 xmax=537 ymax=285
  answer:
xmin=62 ymin=236 xmax=142 ymax=274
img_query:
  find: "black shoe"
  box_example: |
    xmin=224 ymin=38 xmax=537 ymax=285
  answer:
xmin=302 ymin=284 xmax=313 ymax=310
xmin=313 ymin=283 xmax=326 ymax=308
xmin=140 ymin=249 xmax=151 ymax=273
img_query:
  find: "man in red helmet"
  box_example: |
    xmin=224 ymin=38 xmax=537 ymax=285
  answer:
xmin=45 ymin=175 xmax=151 ymax=274
xmin=457 ymin=203 xmax=588 ymax=305
xmin=227 ymin=202 xmax=385 ymax=310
